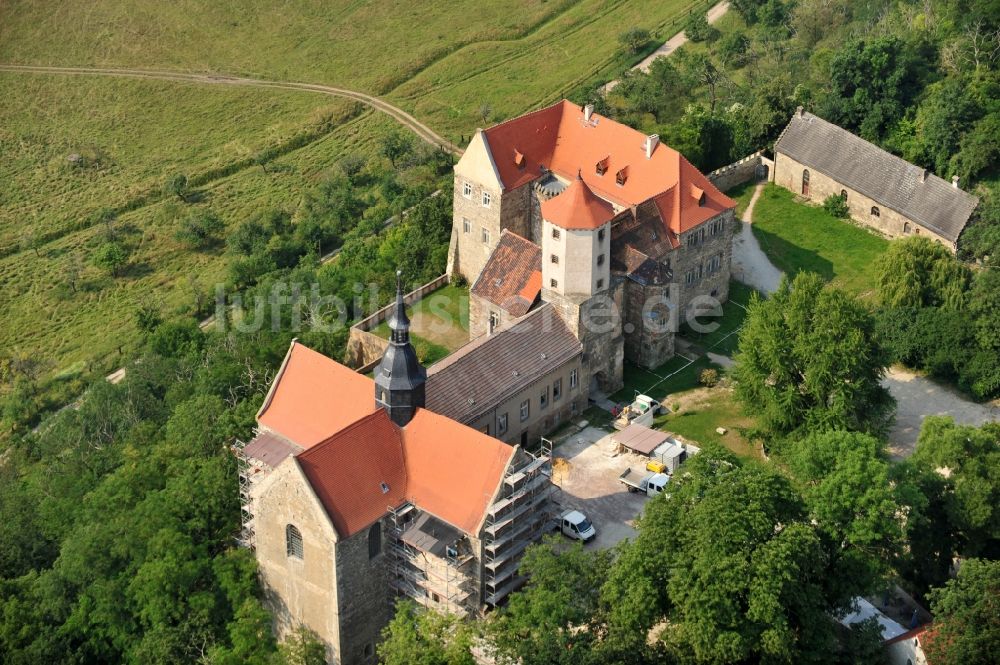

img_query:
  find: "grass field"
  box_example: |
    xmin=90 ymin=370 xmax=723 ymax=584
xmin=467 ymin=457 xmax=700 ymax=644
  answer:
xmin=653 ymin=389 xmax=759 ymax=459
xmin=0 ymin=0 xmax=711 ymax=376
xmin=750 ymin=185 xmax=889 ymax=295
xmin=0 ymin=73 xmax=413 ymax=371
xmin=372 ymin=283 xmax=470 ymax=363
xmin=679 ymin=280 xmax=757 ymax=356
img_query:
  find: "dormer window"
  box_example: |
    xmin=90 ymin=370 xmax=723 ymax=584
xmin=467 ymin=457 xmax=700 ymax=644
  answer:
xmin=692 ymin=185 xmax=706 ymax=206
xmin=596 ymin=156 xmax=610 ymax=176
xmin=616 ymin=166 xmax=628 ymax=186
xmin=514 ymin=149 xmax=525 ymax=169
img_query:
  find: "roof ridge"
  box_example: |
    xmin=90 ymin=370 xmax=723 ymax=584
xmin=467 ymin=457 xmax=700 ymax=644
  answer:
xmin=428 ymin=304 xmax=555 ymax=374
xmin=297 ymin=408 xmax=397 ymax=462
xmin=482 ymin=98 xmax=567 ymax=135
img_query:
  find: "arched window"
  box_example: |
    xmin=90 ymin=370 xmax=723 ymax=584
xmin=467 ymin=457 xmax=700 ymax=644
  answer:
xmin=286 ymin=524 xmax=303 ymax=559
xmin=801 ymin=169 xmax=810 ymax=196
xmin=870 ymin=206 xmax=880 ymax=217
xmin=903 ymin=222 xmax=911 ymax=233
xmin=840 ymin=189 xmax=847 ymax=200
xmin=368 ymin=522 xmax=382 ymax=559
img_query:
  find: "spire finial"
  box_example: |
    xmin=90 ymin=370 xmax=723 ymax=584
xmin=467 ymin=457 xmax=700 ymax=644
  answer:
xmin=395 ymin=269 xmax=402 ymax=296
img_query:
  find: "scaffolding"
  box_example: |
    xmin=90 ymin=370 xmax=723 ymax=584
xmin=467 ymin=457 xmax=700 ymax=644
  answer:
xmin=387 ymin=504 xmax=478 ymax=616
xmin=482 ymin=437 xmax=555 ymax=606
xmin=234 ymin=437 xmax=267 ymax=550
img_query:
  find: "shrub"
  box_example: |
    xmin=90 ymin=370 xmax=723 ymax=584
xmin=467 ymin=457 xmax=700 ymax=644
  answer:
xmin=175 ymin=209 xmax=225 ymax=249
xmin=822 ymin=193 xmax=850 ymax=218
xmin=90 ymin=241 xmax=129 ymax=276
xmin=685 ymin=14 xmax=718 ymax=43
xmin=699 ymin=368 xmax=720 ymax=387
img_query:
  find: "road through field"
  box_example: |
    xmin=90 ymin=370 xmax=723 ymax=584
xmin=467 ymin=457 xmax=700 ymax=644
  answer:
xmin=0 ymin=64 xmax=462 ymax=155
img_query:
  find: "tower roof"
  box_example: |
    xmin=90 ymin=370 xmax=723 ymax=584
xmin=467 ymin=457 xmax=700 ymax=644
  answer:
xmin=540 ymin=172 xmax=616 ymax=230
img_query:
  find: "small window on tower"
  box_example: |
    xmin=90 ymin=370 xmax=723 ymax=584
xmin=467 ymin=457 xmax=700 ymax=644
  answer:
xmin=596 ymin=278 xmax=604 ymax=290
xmin=598 ymin=228 xmax=606 ymax=242
xmin=597 ymin=254 xmax=605 ymax=266
xmin=550 ymin=278 xmax=558 ymax=288
xmin=552 ymin=228 xmax=561 ymax=240
xmin=551 ymin=254 xmax=559 ymax=264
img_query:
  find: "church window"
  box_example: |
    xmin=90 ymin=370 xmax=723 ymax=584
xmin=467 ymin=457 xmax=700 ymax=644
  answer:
xmin=597 ymin=278 xmax=604 ymax=290
xmin=840 ymin=189 xmax=848 ymax=201
xmin=364 ymin=643 xmax=375 ymax=659
xmin=553 ymin=379 xmax=562 ymax=401
xmin=368 ymin=522 xmax=381 ymax=559
xmin=802 ymin=169 xmax=810 ymax=196
xmin=520 ymin=400 xmax=530 ymax=421
xmin=482 ymin=228 xmax=490 ymax=244
xmin=482 ymin=191 xmax=492 ymax=207
xmin=498 ymin=413 xmax=508 ymax=435
xmin=569 ymin=368 xmax=579 ymax=389
xmin=915 ymin=228 xmax=921 ymax=234
xmin=903 ymin=222 xmax=911 ymax=234
xmin=286 ymin=524 xmax=303 ymax=559
xmin=463 ymin=182 xmax=472 ymax=198
xmin=870 ymin=206 xmax=880 ymax=217
xmin=462 ymin=217 xmax=470 ymax=233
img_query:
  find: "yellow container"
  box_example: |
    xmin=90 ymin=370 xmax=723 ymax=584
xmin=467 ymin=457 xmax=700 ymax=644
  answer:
xmin=646 ymin=460 xmax=666 ymax=474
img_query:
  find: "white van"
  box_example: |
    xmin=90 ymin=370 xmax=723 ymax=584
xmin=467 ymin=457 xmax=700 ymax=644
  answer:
xmin=559 ymin=510 xmax=596 ymax=543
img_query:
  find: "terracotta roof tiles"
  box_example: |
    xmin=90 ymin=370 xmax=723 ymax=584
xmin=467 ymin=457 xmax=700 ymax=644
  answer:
xmin=471 ymin=230 xmax=542 ymax=317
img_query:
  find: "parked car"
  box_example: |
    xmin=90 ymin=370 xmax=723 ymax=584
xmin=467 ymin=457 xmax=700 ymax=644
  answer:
xmin=559 ymin=510 xmax=596 ymax=542
xmin=619 ymin=467 xmax=669 ymax=496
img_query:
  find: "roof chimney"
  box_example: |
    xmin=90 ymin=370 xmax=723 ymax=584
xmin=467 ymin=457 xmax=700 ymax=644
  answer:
xmin=952 ymin=175 xmax=960 ymax=189
xmin=584 ymin=103 xmax=594 ymax=122
xmin=796 ymin=106 xmax=805 ymax=117
xmin=644 ymin=134 xmax=659 ymax=159
xmin=920 ymin=168 xmax=928 ymax=183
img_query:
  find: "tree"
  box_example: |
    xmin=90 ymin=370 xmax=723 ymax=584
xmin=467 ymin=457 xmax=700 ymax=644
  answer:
xmin=165 ymin=172 xmax=191 ymax=202
xmin=873 ymin=236 xmax=972 ymax=311
xmin=381 ymin=130 xmax=414 ymax=168
xmin=603 ymin=453 xmax=839 ymax=664
xmin=277 ymin=626 xmax=327 ymax=665
xmin=618 ymin=27 xmax=651 ymax=55
xmin=822 ymin=193 xmax=849 ymax=218
xmin=968 ymin=267 xmax=1000 ymax=352
xmin=20 ymin=228 xmax=42 ymax=257
xmin=911 ymin=417 xmax=1000 ymax=559
xmin=175 ymin=209 xmax=225 ymax=249
xmin=733 ymin=272 xmax=894 ymax=439
xmin=489 ymin=539 xmax=612 ymax=664
xmin=90 ymin=241 xmax=129 ymax=277
xmin=925 ymin=559 xmax=1000 ymax=665
xmin=684 ymin=13 xmax=716 ymax=43
xmin=380 ymin=601 xmax=476 ymax=665
xmin=792 ymin=0 xmax=849 ymax=47
xmin=477 ymin=102 xmax=493 ymax=125
xmin=786 ymin=430 xmax=902 ymax=599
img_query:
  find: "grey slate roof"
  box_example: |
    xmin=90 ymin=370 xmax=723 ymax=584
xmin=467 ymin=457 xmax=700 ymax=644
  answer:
xmin=425 ymin=304 xmax=582 ymax=424
xmin=244 ymin=429 xmax=302 ymax=468
xmin=775 ymin=111 xmax=979 ymax=243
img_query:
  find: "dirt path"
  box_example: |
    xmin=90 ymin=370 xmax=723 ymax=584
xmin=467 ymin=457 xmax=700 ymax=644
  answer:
xmin=0 ymin=64 xmax=461 ymax=155
xmin=884 ymin=367 xmax=1000 ymax=459
xmin=731 ymin=183 xmax=783 ymax=293
xmin=604 ymin=1 xmax=730 ymax=92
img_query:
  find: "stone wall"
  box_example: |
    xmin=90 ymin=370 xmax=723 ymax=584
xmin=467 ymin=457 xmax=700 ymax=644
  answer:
xmin=707 ymin=151 xmax=774 ymax=192
xmin=451 ymin=174 xmax=503 ymax=282
xmin=344 ymin=274 xmax=451 ymax=369
xmin=774 ymin=152 xmax=956 ymax=249
xmin=544 ymin=282 xmax=625 ymax=394
xmin=253 ymin=460 xmax=342 ymax=663
xmin=335 ymin=521 xmax=392 ymax=665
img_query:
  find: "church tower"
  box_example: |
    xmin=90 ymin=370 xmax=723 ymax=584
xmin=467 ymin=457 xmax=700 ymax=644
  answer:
xmin=374 ymin=272 xmax=427 ymax=427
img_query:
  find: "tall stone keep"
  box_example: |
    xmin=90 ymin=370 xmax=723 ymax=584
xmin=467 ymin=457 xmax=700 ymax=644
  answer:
xmin=374 ymin=272 xmax=426 ymax=426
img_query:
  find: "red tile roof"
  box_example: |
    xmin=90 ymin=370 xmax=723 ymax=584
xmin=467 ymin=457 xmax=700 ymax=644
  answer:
xmin=471 ymin=230 xmax=542 ymax=316
xmin=257 ymin=342 xmax=378 ymax=449
xmin=541 ymin=174 xmax=616 ymax=230
xmin=258 ymin=342 xmax=517 ymax=538
xmin=296 ymin=409 xmax=408 ymax=537
xmin=482 ymin=100 xmax=735 ymax=233
xmin=401 ymin=409 xmax=514 ymax=534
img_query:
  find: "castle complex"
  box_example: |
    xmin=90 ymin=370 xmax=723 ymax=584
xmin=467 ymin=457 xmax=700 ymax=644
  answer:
xmin=240 ymin=100 xmax=735 ymax=664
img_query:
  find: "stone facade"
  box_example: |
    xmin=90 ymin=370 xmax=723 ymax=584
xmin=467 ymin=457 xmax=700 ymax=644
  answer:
xmin=469 ymin=292 xmax=523 ymax=340
xmin=253 ymin=459 xmax=344 ymax=663
xmin=622 ymin=280 xmax=675 ymax=369
xmin=671 ymin=211 xmax=735 ymax=323
xmin=543 ymin=282 xmax=625 ymax=393
xmin=706 ymin=150 xmax=775 ymax=192
xmin=774 ymin=152 xmax=955 ymax=248
xmin=463 ymin=354 xmax=587 ymax=447
xmin=334 ymin=521 xmax=391 ymax=664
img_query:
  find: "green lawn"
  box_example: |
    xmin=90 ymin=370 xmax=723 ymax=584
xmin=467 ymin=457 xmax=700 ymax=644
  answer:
xmin=726 ymin=179 xmax=759 ymax=219
xmin=680 ymin=281 xmax=758 ymax=356
xmin=612 ymin=355 xmax=722 ymax=404
xmin=653 ymin=389 xmax=759 ymax=459
xmin=750 ymin=185 xmax=889 ymax=296
xmin=372 ymin=282 xmax=470 ymax=354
